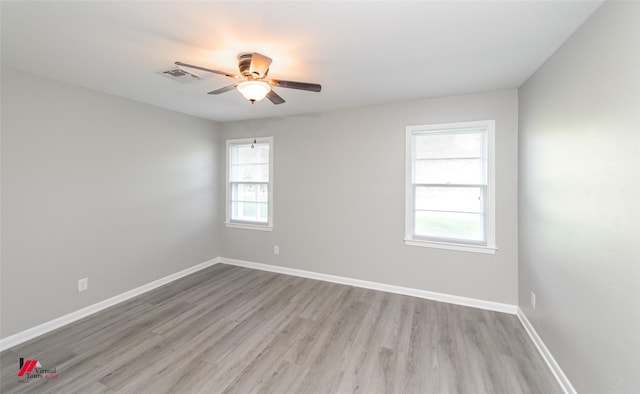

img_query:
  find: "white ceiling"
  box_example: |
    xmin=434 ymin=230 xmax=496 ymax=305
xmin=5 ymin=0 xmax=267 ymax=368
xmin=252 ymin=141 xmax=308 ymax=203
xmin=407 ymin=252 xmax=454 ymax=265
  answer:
xmin=1 ymin=1 xmax=603 ymax=122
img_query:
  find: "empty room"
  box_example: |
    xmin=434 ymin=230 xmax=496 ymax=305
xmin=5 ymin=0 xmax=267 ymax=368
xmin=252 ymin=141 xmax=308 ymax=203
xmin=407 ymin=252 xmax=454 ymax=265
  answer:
xmin=1 ymin=1 xmax=638 ymax=393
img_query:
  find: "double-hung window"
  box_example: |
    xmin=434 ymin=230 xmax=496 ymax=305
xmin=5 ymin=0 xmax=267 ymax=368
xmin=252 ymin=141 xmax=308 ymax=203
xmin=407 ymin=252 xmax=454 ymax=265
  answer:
xmin=226 ymin=137 xmax=273 ymax=231
xmin=405 ymin=120 xmax=496 ymax=254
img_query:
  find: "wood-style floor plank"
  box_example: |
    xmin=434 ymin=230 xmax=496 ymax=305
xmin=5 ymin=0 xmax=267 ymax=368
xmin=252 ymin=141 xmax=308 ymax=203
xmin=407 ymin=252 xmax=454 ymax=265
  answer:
xmin=0 ymin=264 xmax=562 ymax=393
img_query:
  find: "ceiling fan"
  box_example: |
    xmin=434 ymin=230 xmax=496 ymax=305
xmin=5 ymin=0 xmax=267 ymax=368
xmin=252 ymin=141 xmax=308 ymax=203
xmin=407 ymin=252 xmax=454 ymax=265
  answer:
xmin=175 ymin=52 xmax=321 ymax=105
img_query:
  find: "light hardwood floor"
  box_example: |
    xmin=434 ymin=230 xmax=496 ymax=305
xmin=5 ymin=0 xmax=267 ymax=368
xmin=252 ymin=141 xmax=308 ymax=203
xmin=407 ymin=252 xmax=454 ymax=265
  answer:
xmin=1 ymin=264 xmax=562 ymax=393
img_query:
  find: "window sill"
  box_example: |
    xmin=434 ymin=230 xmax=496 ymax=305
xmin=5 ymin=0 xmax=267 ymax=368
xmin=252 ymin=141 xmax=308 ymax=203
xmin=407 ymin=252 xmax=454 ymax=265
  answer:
xmin=225 ymin=222 xmax=273 ymax=232
xmin=404 ymin=238 xmax=497 ymax=254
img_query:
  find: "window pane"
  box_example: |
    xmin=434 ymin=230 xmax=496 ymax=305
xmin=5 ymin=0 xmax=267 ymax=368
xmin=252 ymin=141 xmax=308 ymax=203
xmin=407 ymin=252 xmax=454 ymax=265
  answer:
xmin=415 ymin=158 xmax=484 ymax=184
xmin=258 ymin=202 xmax=268 ymax=220
xmin=415 ymin=211 xmax=484 ymax=242
xmin=232 ymin=183 xmax=268 ymax=202
xmin=414 ymin=131 xmax=483 ymax=159
xmin=230 ymin=164 xmax=269 ymax=182
xmin=231 ymin=143 xmax=269 ymax=164
xmin=231 ymin=201 xmax=268 ymax=223
xmin=415 ymin=186 xmax=483 ymax=213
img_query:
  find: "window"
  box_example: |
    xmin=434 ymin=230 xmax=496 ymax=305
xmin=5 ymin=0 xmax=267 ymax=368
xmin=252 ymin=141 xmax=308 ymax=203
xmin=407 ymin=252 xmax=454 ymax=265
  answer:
xmin=405 ymin=120 xmax=496 ymax=254
xmin=226 ymin=137 xmax=273 ymax=231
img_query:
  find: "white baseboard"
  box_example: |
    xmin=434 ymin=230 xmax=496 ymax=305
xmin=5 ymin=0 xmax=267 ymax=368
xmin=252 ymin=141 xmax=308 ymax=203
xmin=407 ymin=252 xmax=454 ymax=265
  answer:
xmin=517 ymin=308 xmax=576 ymax=394
xmin=218 ymin=257 xmax=518 ymax=315
xmin=0 ymin=258 xmax=220 ymax=352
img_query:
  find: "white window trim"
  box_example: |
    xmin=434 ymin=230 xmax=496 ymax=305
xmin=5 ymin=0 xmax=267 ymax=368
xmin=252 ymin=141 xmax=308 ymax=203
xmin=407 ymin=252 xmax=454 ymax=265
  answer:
xmin=225 ymin=137 xmax=274 ymax=231
xmin=404 ymin=120 xmax=496 ymax=254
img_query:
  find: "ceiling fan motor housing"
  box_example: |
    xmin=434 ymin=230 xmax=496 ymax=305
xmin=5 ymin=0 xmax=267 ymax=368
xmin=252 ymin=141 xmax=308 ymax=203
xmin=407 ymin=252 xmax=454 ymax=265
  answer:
xmin=238 ymin=53 xmax=257 ymax=77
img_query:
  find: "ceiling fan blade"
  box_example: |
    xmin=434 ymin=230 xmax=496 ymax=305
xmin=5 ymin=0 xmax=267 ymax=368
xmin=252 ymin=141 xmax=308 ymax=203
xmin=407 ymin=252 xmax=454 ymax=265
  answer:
xmin=266 ymin=89 xmax=286 ymax=105
xmin=207 ymin=84 xmax=238 ymax=95
xmin=249 ymin=52 xmax=272 ymax=78
xmin=175 ymin=61 xmax=242 ymax=80
xmin=270 ymin=79 xmax=321 ymax=92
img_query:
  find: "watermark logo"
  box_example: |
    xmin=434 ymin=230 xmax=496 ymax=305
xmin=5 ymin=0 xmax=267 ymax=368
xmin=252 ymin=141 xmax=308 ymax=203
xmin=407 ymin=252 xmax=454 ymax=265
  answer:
xmin=17 ymin=358 xmax=58 ymax=382
xmin=18 ymin=359 xmax=41 ymax=376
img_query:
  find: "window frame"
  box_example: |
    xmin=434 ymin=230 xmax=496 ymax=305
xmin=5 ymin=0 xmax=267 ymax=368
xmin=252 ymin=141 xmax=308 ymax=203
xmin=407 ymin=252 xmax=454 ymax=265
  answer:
xmin=404 ymin=120 xmax=496 ymax=254
xmin=225 ymin=136 xmax=274 ymax=231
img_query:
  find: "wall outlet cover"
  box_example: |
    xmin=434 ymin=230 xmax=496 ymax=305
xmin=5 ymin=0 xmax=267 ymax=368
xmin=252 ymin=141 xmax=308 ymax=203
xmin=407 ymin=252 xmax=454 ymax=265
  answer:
xmin=530 ymin=291 xmax=536 ymax=309
xmin=78 ymin=278 xmax=88 ymax=292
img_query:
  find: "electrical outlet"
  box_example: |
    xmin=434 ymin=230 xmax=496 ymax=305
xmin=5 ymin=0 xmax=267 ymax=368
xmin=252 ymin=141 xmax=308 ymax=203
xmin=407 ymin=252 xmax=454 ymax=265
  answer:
xmin=274 ymin=245 xmax=280 ymax=255
xmin=78 ymin=278 xmax=88 ymax=292
xmin=530 ymin=291 xmax=536 ymax=309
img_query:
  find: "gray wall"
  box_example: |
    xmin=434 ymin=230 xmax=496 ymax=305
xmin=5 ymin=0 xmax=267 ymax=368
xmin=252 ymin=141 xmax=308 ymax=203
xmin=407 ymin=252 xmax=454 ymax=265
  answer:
xmin=518 ymin=2 xmax=640 ymax=393
xmin=1 ymin=67 xmax=221 ymax=338
xmin=219 ymin=90 xmax=519 ymax=305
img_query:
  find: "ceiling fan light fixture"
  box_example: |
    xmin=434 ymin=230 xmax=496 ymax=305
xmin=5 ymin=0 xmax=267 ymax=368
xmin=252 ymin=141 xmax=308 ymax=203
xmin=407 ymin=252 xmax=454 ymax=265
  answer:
xmin=237 ymin=80 xmax=271 ymax=102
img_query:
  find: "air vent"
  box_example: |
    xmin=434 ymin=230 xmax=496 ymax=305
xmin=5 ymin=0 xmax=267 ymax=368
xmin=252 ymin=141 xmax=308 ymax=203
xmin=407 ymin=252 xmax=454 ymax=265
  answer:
xmin=161 ymin=67 xmax=201 ymax=82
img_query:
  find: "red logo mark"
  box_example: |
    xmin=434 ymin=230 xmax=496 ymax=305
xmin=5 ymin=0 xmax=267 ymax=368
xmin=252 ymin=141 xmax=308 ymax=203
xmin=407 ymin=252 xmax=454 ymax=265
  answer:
xmin=17 ymin=359 xmax=39 ymax=377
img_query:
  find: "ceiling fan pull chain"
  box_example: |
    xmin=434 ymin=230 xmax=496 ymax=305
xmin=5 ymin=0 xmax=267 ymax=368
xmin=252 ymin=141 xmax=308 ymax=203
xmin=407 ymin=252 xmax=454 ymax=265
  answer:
xmin=251 ymin=102 xmax=256 ymax=148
